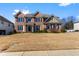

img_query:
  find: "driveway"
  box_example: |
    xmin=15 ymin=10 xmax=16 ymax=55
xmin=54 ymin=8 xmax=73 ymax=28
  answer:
xmin=1 ymin=49 xmax=79 ymax=56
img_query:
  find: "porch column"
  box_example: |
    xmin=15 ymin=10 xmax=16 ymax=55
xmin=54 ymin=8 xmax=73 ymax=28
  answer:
xmin=51 ymin=24 xmax=53 ymax=29
xmin=57 ymin=24 xmax=59 ymax=29
xmin=32 ymin=26 xmax=34 ymax=32
xmin=58 ymin=25 xmax=61 ymax=32
xmin=49 ymin=24 xmax=51 ymax=29
xmin=56 ymin=24 xmax=58 ymax=30
xmin=23 ymin=25 xmax=26 ymax=32
xmin=53 ymin=24 xmax=56 ymax=31
xmin=41 ymin=18 xmax=44 ymax=22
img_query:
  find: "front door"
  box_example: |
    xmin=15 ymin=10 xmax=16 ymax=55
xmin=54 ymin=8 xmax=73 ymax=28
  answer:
xmin=27 ymin=25 xmax=32 ymax=32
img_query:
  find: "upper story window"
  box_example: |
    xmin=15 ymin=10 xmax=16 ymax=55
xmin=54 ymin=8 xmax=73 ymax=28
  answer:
xmin=18 ymin=25 xmax=23 ymax=30
xmin=35 ymin=18 xmax=40 ymax=22
xmin=8 ymin=24 xmax=10 ymax=27
xmin=26 ymin=17 xmax=31 ymax=22
xmin=18 ymin=17 xmax=24 ymax=22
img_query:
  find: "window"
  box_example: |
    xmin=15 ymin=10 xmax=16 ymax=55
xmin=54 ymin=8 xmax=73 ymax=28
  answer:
xmin=18 ymin=18 xmax=23 ymax=22
xmin=26 ymin=17 xmax=31 ymax=22
xmin=8 ymin=24 xmax=10 ymax=27
xmin=18 ymin=25 xmax=23 ymax=30
xmin=1 ymin=21 xmax=4 ymax=24
xmin=35 ymin=18 xmax=40 ymax=22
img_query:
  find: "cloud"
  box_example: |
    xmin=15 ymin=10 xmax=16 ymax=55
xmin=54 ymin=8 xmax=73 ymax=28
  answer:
xmin=22 ymin=9 xmax=30 ymax=14
xmin=76 ymin=16 xmax=79 ymax=20
xmin=12 ymin=9 xmax=20 ymax=15
xmin=12 ymin=9 xmax=30 ymax=15
xmin=14 ymin=9 xmax=20 ymax=13
xmin=74 ymin=16 xmax=79 ymax=21
xmin=58 ymin=3 xmax=72 ymax=7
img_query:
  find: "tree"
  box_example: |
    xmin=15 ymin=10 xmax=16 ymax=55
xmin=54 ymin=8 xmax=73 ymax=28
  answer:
xmin=62 ymin=16 xmax=75 ymax=30
xmin=65 ymin=20 xmax=74 ymax=30
xmin=67 ymin=16 xmax=76 ymax=22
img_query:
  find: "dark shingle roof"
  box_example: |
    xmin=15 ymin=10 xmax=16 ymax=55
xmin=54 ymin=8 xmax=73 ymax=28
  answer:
xmin=25 ymin=14 xmax=34 ymax=17
xmin=0 ymin=16 xmax=13 ymax=24
xmin=14 ymin=11 xmax=51 ymax=18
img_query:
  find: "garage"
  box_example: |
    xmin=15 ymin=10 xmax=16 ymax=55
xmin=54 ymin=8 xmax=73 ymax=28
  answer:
xmin=0 ymin=30 xmax=6 ymax=35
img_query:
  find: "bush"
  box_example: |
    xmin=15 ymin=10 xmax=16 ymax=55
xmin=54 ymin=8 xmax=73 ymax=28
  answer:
xmin=74 ymin=30 xmax=79 ymax=32
xmin=33 ymin=30 xmax=48 ymax=33
xmin=39 ymin=30 xmax=48 ymax=33
xmin=61 ymin=28 xmax=66 ymax=33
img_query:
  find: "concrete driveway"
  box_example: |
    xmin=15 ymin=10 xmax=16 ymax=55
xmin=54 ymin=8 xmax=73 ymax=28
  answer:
xmin=1 ymin=49 xmax=79 ymax=56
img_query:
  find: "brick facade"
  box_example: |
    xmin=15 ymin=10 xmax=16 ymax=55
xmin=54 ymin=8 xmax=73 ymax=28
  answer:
xmin=15 ymin=12 xmax=62 ymax=33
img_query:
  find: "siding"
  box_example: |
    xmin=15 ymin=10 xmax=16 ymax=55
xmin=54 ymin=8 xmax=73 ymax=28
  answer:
xmin=0 ymin=19 xmax=14 ymax=34
xmin=74 ymin=23 xmax=79 ymax=30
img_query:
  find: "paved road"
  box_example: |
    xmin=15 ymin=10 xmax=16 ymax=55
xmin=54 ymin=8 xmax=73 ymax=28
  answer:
xmin=1 ymin=49 xmax=79 ymax=56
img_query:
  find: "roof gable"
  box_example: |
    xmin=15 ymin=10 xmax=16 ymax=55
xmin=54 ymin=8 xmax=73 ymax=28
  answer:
xmin=34 ymin=11 xmax=42 ymax=17
xmin=47 ymin=16 xmax=61 ymax=24
xmin=14 ymin=11 xmax=22 ymax=17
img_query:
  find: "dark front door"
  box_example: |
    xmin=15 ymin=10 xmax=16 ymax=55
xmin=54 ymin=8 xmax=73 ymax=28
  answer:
xmin=27 ymin=25 xmax=32 ymax=32
xmin=0 ymin=30 xmax=6 ymax=35
xmin=34 ymin=25 xmax=40 ymax=32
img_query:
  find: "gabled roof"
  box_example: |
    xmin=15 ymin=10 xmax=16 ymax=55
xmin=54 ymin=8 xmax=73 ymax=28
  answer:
xmin=14 ymin=11 xmax=61 ymax=23
xmin=46 ymin=16 xmax=62 ymax=24
xmin=14 ymin=11 xmax=22 ymax=17
xmin=14 ymin=11 xmax=52 ymax=18
xmin=34 ymin=11 xmax=51 ymax=17
xmin=25 ymin=14 xmax=34 ymax=17
xmin=40 ymin=14 xmax=51 ymax=18
xmin=34 ymin=11 xmax=40 ymax=16
xmin=0 ymin=16 xmax=13 ymax=24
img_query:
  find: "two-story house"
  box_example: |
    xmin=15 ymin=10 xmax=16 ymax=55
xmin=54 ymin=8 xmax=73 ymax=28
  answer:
xmin=14 ymin=11 xmax=62 ymax=33
xmin=0 ymin=16 xmax=14 ymax=35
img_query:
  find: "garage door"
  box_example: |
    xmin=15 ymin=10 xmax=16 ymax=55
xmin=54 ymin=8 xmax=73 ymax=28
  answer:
xmin=0 ymin=30 xmax=6 ymax=35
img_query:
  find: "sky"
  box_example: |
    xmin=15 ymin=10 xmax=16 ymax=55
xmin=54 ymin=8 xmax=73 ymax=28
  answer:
xmin=0 ymin=3 xmax=79 ymax=22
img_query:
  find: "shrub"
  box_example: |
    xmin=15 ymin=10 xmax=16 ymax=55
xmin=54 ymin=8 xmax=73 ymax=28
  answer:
xmin=61 ymin=29 xmax=66 ymax=32
xmin=74 ymin=30 xmax=79 ymax=32
xmin=39 ymin=30 xmax=48 ymax=33
xmin=33 ymin=30 xmax=48 ymax=33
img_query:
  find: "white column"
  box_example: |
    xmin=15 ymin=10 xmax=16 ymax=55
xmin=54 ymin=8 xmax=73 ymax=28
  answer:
xmin=32 ymin=26 xmax=34 ymax=32
xmin=52 ymin=24 xmax=53 ymax=29
xmin=59 ymin=25 xmax=61 ymax=32
xmin=23 ymin=25 xmax=26 ymax=32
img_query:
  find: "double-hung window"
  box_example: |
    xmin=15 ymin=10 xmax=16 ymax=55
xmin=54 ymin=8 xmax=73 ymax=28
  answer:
xmin=18 ymin=18 xmax=23 ymax=22
xmin=26 ymin=17 xmax=31 ymax=22
xmin=18 ymin=25 xmax=23 ymax=30
xmin=35 ymin=18 xmax=40 ymax=22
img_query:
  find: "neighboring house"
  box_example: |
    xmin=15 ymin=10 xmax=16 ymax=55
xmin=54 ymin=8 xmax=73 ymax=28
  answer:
xmin=0 ymin=16 xmax=14 ymax=35
xmin=74 ymin=22 xmax=79 ymax=31
xmin=14 ymin=11 xmax=62 ymax=33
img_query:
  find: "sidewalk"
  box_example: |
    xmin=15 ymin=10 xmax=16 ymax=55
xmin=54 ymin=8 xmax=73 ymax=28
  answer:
xmin=0 ymin=49 xmax=79 ymax=56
